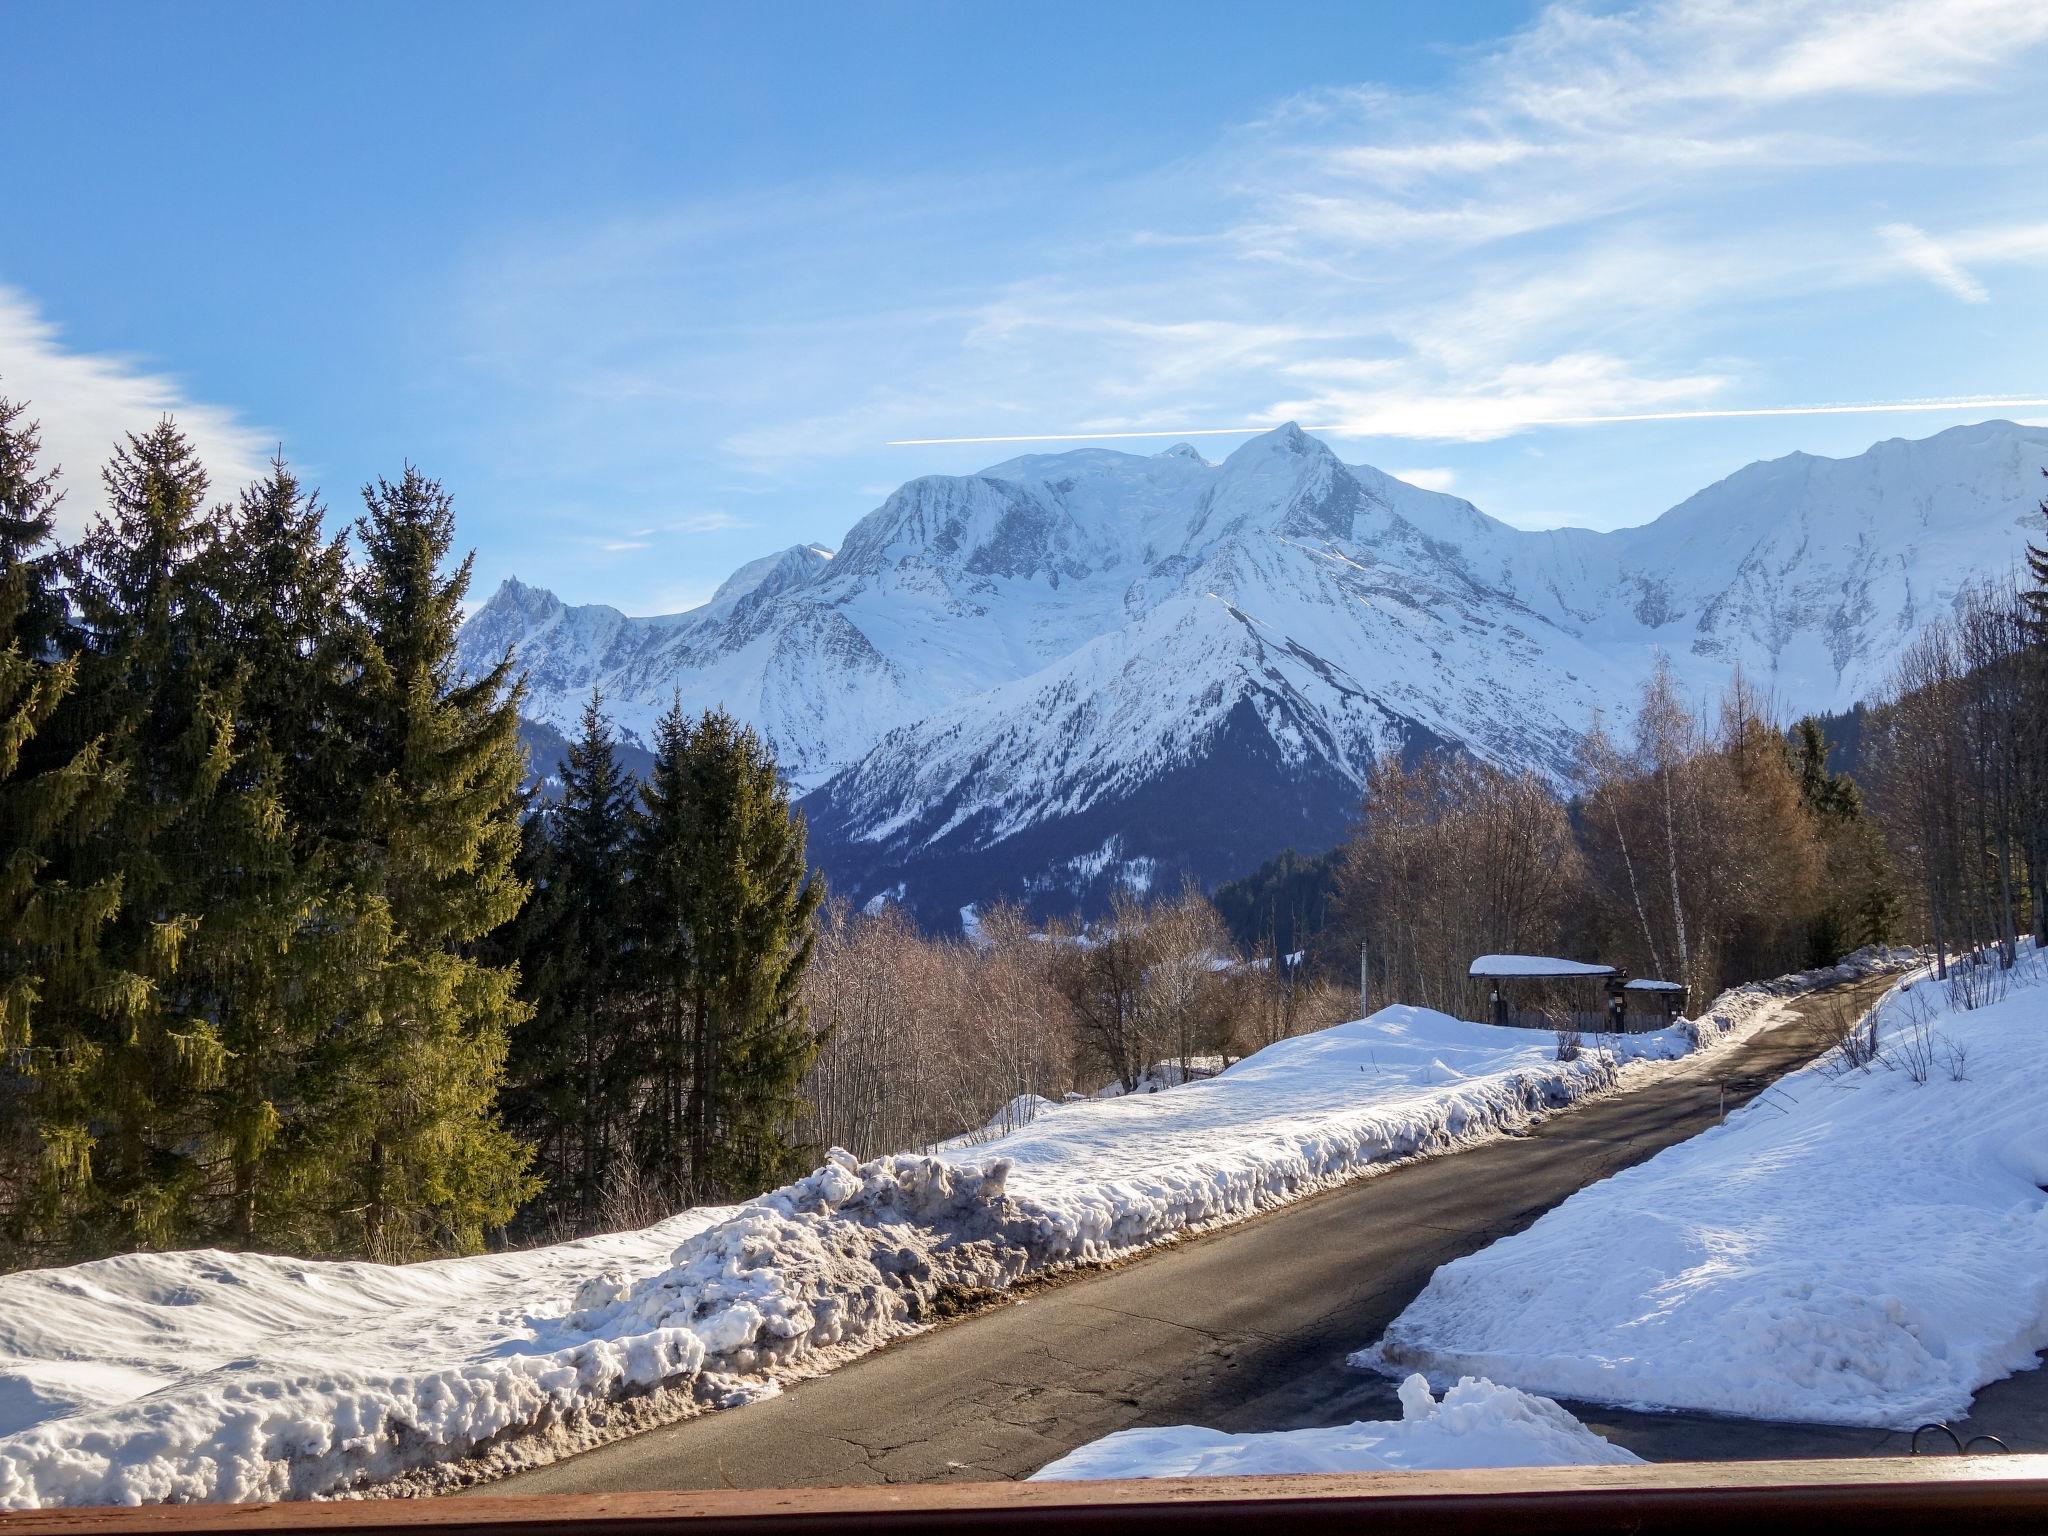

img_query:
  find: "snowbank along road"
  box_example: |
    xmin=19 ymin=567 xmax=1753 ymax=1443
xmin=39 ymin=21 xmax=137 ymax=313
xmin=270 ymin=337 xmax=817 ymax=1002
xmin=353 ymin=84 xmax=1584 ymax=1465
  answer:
xmin=483 ymin=972 xmax=1931 ymax=1493
xmin=1368 ymin=946 xmax=2048 ymax=1430
xmin=1 ymin=962 xmax=1888 ymax=1509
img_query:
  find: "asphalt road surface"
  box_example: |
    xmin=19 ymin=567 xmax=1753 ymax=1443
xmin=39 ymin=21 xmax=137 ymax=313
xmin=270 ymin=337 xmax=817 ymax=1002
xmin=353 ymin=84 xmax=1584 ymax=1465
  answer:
xmin=479 ymin=974 xmax=2045 ymax=1492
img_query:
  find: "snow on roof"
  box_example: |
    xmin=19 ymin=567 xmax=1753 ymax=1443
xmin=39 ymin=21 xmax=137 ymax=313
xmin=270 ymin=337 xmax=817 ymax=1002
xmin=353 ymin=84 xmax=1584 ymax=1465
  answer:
xmin=1468 ymin=954 xmax=1618 ymax=979
xmin=1624 ymin=978 xmax=1687 ymax=992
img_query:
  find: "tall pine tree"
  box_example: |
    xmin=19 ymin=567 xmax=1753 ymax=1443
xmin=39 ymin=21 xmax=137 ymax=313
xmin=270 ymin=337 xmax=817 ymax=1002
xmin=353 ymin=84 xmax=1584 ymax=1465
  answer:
xmin=503 ymin=690 xmax=636 ymax=1229
xmin=54 ymin=421 xmax=248 ymax=1253
xmin=628 ymin=696 xmax=694 ymax=1200
xmin=633 ymin=705 xmax=818 ymax=1203
xmin=343 ymin=467 xmax=536 ymax=1259
xmin=0 ymin=396 xmax=123 ymax=1261
xmin=203 ymin=457 xmax=384 ymax=1247
xmin=1791 ymin=715 xmax=1898 ymax=960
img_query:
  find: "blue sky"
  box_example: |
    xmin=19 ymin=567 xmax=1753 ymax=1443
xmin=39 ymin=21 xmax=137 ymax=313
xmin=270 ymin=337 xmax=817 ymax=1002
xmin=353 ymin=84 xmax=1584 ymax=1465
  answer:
xmin=5 ymin=0 xmax=2047 ymax=614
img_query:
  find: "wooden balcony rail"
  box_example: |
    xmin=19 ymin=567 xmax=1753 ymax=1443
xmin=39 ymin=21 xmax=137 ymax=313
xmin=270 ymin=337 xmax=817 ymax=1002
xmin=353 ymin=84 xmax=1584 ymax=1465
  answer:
xmin=5 ymin=1455 xmax=2048 ymax=1536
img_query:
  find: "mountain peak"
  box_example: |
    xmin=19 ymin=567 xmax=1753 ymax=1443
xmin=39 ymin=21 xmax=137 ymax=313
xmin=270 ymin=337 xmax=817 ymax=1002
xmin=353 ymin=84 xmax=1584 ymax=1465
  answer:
xmin=1187 ymin=423 xmax=1357 ymax=545
xmin=480 ymin=575 xmax=564 ymax=622
xmin=705 ymin=541 xmax=832 ymax=613
xmin=1156 ymin=442 xmax=1208 ymax=465
xmin=1234 ymin=420 xmax=1312 ymax=453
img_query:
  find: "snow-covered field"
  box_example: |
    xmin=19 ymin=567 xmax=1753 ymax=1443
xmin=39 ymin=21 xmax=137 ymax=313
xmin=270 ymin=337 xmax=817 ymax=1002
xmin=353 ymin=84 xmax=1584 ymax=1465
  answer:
xmin=0 ymin=953 xmax=1903 ymax=1509
xmin=1032 ymin=1374 xmax=1639 ymax=1480
xmin=1364 ymin=946 xmax=2048 ymax=1428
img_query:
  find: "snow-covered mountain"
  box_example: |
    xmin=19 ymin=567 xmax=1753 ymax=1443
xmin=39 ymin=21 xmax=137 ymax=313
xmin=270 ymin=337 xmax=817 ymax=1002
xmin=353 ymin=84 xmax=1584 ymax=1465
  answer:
xmin=456 ymin=419 xmax=2048 ymax=925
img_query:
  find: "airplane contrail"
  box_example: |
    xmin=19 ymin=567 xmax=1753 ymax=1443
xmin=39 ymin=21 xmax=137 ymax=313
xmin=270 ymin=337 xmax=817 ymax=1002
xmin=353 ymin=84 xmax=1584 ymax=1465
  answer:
xmin=885 ymin=395 xmax=2048 ymax=447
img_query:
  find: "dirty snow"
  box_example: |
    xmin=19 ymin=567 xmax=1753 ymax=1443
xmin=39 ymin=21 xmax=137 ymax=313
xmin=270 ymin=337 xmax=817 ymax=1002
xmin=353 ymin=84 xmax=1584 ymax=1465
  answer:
xmin=1364 ymin=946 xmax=2048 ymax=1428
xmin=1032 ymin=1374 xmax=1639 ymax=1478
xmin=0 ymin=951 xmax=1911 ymax=1508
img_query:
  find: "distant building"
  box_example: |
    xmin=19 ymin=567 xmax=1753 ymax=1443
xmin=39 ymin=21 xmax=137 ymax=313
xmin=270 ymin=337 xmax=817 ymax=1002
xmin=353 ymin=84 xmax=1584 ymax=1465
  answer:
xmin=1466 ymin=955 xmax=1690 ymax=1033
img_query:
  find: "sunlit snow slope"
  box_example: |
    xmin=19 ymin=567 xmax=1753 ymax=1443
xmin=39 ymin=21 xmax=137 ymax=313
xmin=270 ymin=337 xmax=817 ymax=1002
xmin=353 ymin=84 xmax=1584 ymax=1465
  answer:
xmin=458 ymin=420 xmax=2048 ymax=924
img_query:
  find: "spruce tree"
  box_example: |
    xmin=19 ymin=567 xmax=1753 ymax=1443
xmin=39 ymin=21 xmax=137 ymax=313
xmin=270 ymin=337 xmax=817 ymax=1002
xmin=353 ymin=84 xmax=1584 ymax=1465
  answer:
xmin=0 ymin=397 xmax=123 ymax=1260
xmin=503 ymin=690 xmax=635 ymax=1228
xmin=1791 ymin=717 xmax=1860 ymax=821
xmin=47 ymin=421 xmax=253 ymax=1252
xmin=343 ymin=467 xmax=536 ymax=1258
xmin=633 ymin=706 xmax=818 ymax=1203
xmin=628 ymin=696 xmax=694 ymax=1198
xmin=203 ymin=458 xmax=382 ymax=1247
xmin=1789 ymin=716 xmax=1896 ymax=961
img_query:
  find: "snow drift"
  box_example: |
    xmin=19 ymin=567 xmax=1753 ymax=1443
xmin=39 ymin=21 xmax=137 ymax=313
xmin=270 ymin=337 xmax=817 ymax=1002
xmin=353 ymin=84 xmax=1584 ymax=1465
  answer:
xmin=0 ymin=957 xmax=1904 ymax=1508
xmin=1031 ymin=1373 xmax=1639 ymax=1479
xmin=1363 ymin=947 xmax=2048 ymax=1427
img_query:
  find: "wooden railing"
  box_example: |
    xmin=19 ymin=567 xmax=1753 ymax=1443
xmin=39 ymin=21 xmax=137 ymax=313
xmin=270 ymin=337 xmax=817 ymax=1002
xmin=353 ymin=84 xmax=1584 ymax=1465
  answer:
xmin=5 ymin=1457 xmax=2046 ymax=1535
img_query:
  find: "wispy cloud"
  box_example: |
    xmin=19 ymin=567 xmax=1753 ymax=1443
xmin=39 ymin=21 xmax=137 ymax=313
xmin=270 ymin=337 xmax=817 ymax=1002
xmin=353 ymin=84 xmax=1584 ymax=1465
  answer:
xmin=888 ymin=395 xmax=2048 ymax=448
xmin=1882 ymin=223 xmax=1989 ymax=302
xmin=0 ymin=286 xmax=272 ymax=532
xmin=664 ymin=510 xmax=750 ymax=534
xmin=454 ymin=0 xmax=2048 ymax=529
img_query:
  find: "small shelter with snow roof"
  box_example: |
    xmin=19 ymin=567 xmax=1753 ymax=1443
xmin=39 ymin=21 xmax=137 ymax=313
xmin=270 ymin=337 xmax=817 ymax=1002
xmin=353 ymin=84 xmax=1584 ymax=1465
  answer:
xmin=1622 ymin=977 xmax=1688 ymax=1029
xmin=1468 ymin=954 xmax=1622 ymax=1032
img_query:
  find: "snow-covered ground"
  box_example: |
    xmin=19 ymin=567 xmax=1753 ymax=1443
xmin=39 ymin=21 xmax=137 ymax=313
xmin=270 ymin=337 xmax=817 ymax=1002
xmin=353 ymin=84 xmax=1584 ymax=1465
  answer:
xmin=1364 ymin=946 xmax=2048 ymax=1429
xmin=1032 ymin=1374 xmax=1639 ymax=1479
xmin=0 ymin=951 xmax=1907 ymax=1508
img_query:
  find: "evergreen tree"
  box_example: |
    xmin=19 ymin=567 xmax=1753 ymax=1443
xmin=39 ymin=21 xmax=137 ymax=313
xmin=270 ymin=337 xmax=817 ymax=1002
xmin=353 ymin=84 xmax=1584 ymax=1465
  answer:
xmin=203 ymin=458 xmax=384 ymax=1247
xmin=627 ymin=696 xmax=694 ymax=1199
xmin=341 ymin=467 xmax=536 ymax=1258
xmin=0 ymin=397 xmax=123 ymax=1260
xmin=633 ymin=706 xmax=818 ymax=1203
xmin=503 ymin=690 xmax=635 ymax=1228
xmin=48 ymin=421 xmax=250 ymax=1252
xmin=1791 ymin=717 xmax=1861 ymax=821
xmin=1790 ymin=716 xmax=1896 ymax=961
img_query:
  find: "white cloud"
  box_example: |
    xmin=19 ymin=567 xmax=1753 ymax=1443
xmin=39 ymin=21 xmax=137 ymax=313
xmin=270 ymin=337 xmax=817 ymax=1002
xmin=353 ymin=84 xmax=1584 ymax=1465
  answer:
xmin=0 ymin=286 xmax=271 ymax=534
xmin=461 ymin=0 xmax=2048 ymax=486
xmin=665 ymin=510 xmax=750 ymax=534
xmin=864 ymin=2 xmax=2048 ymax=454
xmin=1881 ymin=223 xmax=1989 ymax=303
xmin=1952 ymin=220 xmax=2048 ymax=263
xmin=1392 ymin=467 xmax=1457 ymax=492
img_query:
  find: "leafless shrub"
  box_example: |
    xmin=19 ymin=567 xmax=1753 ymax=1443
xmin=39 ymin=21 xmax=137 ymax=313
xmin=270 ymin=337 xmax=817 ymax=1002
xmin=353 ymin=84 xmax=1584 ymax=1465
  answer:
xmin=1938 ymin=1032 xmax=1970 ymax=1083
xmin=1944 ymin=950 xmax=2011 ymax=1012
xmin=596 ymin=1157 xmax=675 ymax=1235
xmin=1815 ymin=996 xmax=1881 ymax=1073
xmin=1890 ymin=1018 xmax=1937 ymax=1084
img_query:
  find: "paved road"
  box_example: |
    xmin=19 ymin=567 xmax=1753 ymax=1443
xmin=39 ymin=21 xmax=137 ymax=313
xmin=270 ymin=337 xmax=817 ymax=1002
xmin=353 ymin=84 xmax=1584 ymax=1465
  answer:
xmin=480 ymin=975 xmax=2042 ymax=1492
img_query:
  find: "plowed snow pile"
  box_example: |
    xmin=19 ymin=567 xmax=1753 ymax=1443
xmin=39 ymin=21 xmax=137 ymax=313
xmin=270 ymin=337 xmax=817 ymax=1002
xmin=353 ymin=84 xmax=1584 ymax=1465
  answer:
xmin=1364 ymin=948 xmax=2048 ymax=1427
xmin=1032 ymin=1374 xmax=1639 ymax=1478
xmin=0 ymin=954 xmax=1906 ymax=1508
